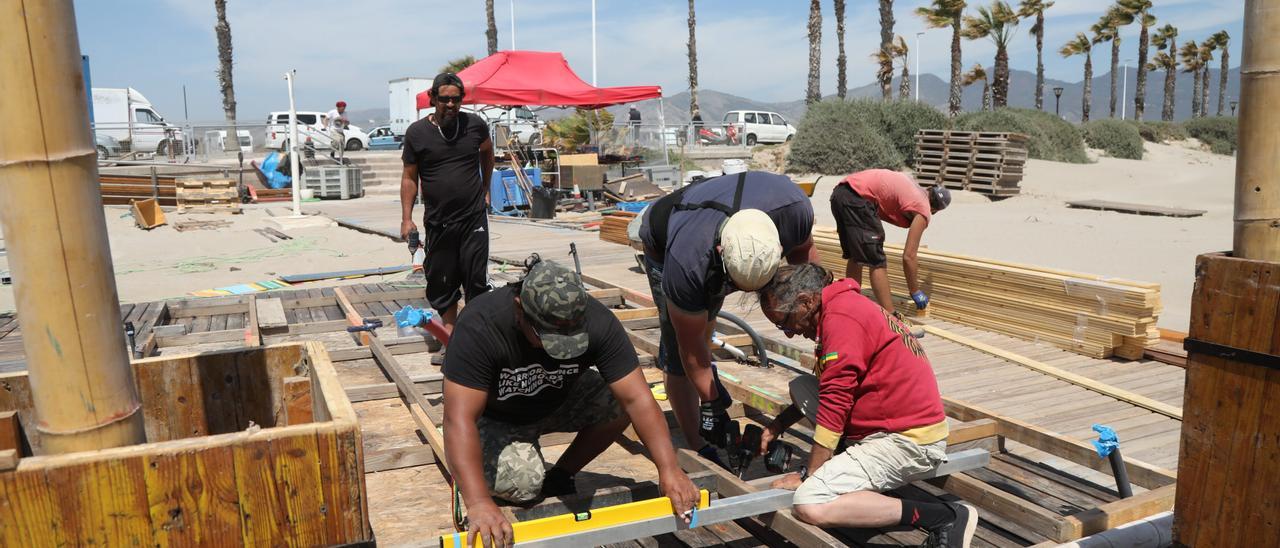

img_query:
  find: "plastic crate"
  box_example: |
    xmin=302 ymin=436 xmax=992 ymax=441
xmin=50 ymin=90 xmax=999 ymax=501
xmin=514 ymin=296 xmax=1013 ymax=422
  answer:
xmin=617 ymin=201 xmax=650 ymax=213
xmin=490 ymin=168 xmax=542 ymax=212
xmin=303 ymin=166 xmax=363 ymax=199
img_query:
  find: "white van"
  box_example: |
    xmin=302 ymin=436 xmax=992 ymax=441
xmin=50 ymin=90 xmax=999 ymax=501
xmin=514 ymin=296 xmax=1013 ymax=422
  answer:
xmin=92 ymin=87 xmax=185 ymax=154
xmin=722 ymin=110 xmax=797 ymax=146
xmin=265 ymin=111 xmax=369 ymax=151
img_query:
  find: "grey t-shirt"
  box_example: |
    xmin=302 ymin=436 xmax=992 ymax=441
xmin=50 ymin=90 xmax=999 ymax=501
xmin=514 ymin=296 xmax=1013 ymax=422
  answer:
xmin=640 ymin=171 xmax=814 ymax=312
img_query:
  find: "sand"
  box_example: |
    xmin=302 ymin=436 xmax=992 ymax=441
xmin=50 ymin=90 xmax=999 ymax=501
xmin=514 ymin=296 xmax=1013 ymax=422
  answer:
xmin=0 ymin=141 xmax=1232 ymax=331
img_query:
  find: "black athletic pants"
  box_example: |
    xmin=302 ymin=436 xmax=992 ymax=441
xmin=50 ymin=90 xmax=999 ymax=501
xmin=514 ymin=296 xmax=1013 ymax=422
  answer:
xmin=424 ymin=212 xmax=491 ymax=312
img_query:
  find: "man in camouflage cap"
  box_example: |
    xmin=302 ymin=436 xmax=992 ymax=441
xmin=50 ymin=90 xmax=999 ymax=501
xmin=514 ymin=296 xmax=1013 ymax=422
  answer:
xmin=443 ymin=257 xmax=700 ymax=547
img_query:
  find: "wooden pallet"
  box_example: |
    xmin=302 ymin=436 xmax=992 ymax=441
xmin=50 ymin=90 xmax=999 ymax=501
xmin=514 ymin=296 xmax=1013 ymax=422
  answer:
xmin=176 ymin=178 xmax=241 ymax=213
xmin=913 ymin=130 xmax=1030 ymax=196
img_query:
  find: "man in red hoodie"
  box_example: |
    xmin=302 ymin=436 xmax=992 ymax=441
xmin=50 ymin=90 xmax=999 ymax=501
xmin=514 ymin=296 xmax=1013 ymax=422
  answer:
xmin=756 ymin=263 xmax=976 ymax=548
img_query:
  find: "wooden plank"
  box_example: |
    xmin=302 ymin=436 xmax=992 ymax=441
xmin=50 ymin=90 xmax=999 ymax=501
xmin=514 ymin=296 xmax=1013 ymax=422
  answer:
xmin=256 ymin=297 xmax=288 ymax=329
xmin=245 ymin=294 xmax=261 ymax=347
xmin=921 ymin=324 xmax=1182 ymax=420
xmin=333 ymin=288 xmax=370 ymax=346
xmin=156 ymin=328 xmax=245 ymax=347
xmin=143 ymin=445 xmax=240 ymax=545
xmin=0 ymin=411 xmax=20 ymax=452
xmin=363 ymin=444 xmax=437 ymax=473
xmin=930 ymin=472 xmax=1075 ymax=542
xmin=1065 ymin=199 xmax=1206 ymax=218
xmin=270 ymin=432 xmax=328 ymax=545
xmin=234 ymin=437 xmax=288 ymax=543
xmin=1064 ymin=484 xmax=1176 ymax=539
xmin=135 ymin=355 xmax=208 ymax=442
xmin=283 ymin=376 xmax=315 ymax=425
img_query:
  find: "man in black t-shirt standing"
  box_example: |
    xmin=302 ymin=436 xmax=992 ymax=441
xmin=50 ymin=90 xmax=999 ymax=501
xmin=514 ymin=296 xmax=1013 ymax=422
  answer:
xmin=400 ymin=73 xmax=496 ymax=336
xmin=443 ymin=259 xmax=700 ymax=547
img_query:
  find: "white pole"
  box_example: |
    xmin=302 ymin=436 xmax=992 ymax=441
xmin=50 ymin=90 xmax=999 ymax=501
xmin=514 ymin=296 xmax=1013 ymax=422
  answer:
xmin=596 ymin=0 xmax=601 ymax=85
xmin=915 ymin=32 xmax=923 ymax=102
xmin=1121 ymin=59 xmax=1130 ymax=120
xmin=659 ymin=95 xmax=669 ymax=168
xmin=510 ymin=0 xmax=516 ymax=49
xmin=285 ymin=70 xmax=302 ymax=217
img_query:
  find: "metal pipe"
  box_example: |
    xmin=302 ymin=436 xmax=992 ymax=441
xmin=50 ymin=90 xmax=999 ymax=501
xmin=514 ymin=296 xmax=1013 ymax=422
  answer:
xmin=1057 ymin=511 xmax=1172 ymax=548
xmin=0 ymin=0 xmax=146 ymax=453
xmin=1108 ymin=448 xmax=1134 ymax=498
xmin=1234 ymin=0 xmax=1280 ymax=260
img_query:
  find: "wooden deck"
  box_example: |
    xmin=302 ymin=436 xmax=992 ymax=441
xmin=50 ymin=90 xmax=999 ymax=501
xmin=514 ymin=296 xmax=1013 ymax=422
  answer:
xmin=0 ymin=214 xmax=1186 ymax=546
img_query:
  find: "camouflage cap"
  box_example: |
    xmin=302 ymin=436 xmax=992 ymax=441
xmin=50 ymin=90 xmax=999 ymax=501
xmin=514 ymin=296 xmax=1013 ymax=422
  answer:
xmin=519 ymin=260 xmax=590 ymax=359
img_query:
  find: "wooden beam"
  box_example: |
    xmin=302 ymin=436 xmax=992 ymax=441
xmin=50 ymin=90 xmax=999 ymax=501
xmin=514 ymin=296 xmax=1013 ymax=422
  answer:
xmin=0 ymin=449 xmax=17 ymax=472
xmin=945 ymin=418 xmax=999 ymax=445
xmin=0 ymin=411 xmax=21 ymax=452
xmin=944 ymin=397 xmax=1177 ymax=489
xmin=344 ymin=374 xmax=444 ymax=403
xmin=1065 ymin=484 xmax=1176 ymax=539
xmin=244 ymin=294 xmax=261 ymax=347
xmin=364 ymin=444 xmax=436 ymax=473
xmin=333 ymin=288 xmax=370 ymax=346
xmin=676 ymin=447 xmax=844 ymax=547
xmin=578 ymin=274 xmax=656 ymax=307
xmin=282 ymin=376 xmax=314 ymax=425
xmin=155 ymin=328 xmax=244 ymax=347
xmin=610 ymin=307 xmax=659 ymax=321
xmin=920 ymin=324 xmax=1183 ymax=420
xmin=929 ymin=472 xmax=1074 ymax=542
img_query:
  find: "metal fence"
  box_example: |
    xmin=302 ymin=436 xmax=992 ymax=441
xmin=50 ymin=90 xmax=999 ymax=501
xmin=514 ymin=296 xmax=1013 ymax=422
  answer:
xmin=91 ymin=119 xmax=371 ymax=167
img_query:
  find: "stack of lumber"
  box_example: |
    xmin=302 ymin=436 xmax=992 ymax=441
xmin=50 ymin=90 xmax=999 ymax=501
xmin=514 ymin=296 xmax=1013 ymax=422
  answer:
xmin=599 ymin=211 xmax=637 ymax=246
xmin=100 ymin=174 xmax=179 ymax=206
xmin=813 ymin=227 xmax=1161 ymax=359
xmin=914 ymin=130 xmax=1029 ymax=197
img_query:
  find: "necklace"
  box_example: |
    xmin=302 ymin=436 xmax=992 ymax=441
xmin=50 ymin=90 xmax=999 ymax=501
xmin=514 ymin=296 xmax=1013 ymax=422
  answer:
xmin=431 ymin=113 xmax=461 ymax=142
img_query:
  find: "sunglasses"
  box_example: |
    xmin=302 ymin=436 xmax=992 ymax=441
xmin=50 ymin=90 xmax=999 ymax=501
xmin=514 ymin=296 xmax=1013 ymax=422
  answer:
xmin=435 ymin=95 xmax=464 ymax=105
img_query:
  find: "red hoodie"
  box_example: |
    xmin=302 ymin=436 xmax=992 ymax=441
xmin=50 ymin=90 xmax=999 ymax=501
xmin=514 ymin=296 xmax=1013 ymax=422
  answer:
xmin=811 ymin=278 xmax=948 ymax=450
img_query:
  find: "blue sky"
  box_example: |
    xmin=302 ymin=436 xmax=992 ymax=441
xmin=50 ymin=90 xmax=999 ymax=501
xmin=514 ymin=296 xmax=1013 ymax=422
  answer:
xmin=73 ymin=0 xmax=1245 ymax=123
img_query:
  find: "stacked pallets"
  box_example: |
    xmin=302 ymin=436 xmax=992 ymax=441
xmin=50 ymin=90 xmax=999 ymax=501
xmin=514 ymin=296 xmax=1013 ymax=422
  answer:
xmin=176 ymin=178 xmax=241 ymax=213
xmin=914 ymin=130 xmax=1029 ymax=197
xmin=813 ymin=227 xmax=1162 ymax=359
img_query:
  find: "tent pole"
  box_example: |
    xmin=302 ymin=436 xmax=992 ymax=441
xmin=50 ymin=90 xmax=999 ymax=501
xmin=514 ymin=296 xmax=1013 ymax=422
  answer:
xmin=659 ymin=96 xmax=670 ymax=172
xmin=0 ymin=0 xmax=146 ymax=453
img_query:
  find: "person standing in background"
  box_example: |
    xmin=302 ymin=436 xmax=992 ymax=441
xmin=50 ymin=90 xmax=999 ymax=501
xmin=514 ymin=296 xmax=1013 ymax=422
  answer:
xmin=326 ymin=100 xmax=349 ymax=161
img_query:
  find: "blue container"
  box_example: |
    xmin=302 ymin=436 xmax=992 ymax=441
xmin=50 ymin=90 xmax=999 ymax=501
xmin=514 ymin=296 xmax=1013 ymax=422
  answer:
xmin=490 ymin=168 xmax=542 ymax=212
xmin=617 ymin=201 xmax=650 ymax=213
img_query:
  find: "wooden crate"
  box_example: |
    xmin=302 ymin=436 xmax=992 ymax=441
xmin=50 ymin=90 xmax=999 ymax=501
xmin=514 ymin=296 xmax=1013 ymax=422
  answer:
xmin=0 ymin=342 xmax=370 ymax=546
xmin=176 ymin=178 xmax=241 ymax=213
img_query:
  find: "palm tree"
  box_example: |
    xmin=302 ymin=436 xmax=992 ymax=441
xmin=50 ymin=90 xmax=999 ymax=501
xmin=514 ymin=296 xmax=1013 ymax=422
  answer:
xmin=439 ymin=56 xmax=477 ymax=74
xmin=1118 ymin=0 xmax=1155 ymax=120
xmin=214 ymin=0 xmax=237 ymax=152
xmin=1199 ymin=40 xmax=1216 ymax=118
xmin=896 ymin=36 xmax=912 ymax=100
xmin=1209 ymin=30 xmax=1231 ymax=115
xmin=688 ymin=0 xmax=700 ymax=118
xmin=1061 ymin=32 xmax=1095 ymax=122
xmin=962 ymin=63 xmax=991 ymax=111
xmin=1180 ymin=40 xmax=1203 ymax=117
xmin=1150 ymin=24 xmax=1178 ymax=121
xmin=1092 ymin=8 xmax=1123 ymax=118
xmin=1018 ymin=0 xmax=1054 ymax=110
xmin=836 ymin=0 xmax=848 ymax=98
xmin=485 ymin=0 xmax=498 ymax=55
xmin=806 ymin=0 xmax=822 ymax=104
xmin=917 ymin=1 xmax=969 ymax=116
xmin=961 ymin=1 xmax=1019 ymax=109
xmin=879 ymin=0 xmax=896 ymax=100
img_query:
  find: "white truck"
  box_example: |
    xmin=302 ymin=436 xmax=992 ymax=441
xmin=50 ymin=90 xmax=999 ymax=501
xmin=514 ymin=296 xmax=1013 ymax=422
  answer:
xmin=387 ymin=77 xmax=542 ymax=145
xmin=91 ymin=87 xmax=185 ymax=155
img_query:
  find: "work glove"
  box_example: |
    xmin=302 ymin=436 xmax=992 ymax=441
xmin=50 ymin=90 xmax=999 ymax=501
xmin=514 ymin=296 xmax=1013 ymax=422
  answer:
xmin=911 ymin=290 xmax=930 ymax=310
xmin=699 ymin=389 xmax=733 ymax=447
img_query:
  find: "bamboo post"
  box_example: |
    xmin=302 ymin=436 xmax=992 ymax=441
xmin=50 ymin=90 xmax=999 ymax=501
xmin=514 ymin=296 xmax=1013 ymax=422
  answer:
xmin=1233 ymin=0 xmax=1280 ymax=261
xmin=0 ymin=0 xmax=146 ymax=452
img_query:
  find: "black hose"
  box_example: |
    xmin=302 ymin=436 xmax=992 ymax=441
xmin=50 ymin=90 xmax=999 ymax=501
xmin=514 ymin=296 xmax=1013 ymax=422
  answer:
xmin=716 ymin=310 xmax=770 ymax=366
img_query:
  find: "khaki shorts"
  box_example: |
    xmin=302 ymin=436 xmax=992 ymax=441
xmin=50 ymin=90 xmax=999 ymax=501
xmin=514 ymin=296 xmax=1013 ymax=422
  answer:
xmin=475 ymin=370 xmax=623 ymax=504
xmin=787 ymin=375 xmax=947 ymax=506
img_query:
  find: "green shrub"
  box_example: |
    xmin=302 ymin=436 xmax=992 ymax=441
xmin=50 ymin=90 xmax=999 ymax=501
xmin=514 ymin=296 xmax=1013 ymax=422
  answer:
xmin=787 ymin=100 xmax=904 ymax=174
xmin=1082 ymin=120 xmax=1145 ymax=160
xmin=952 ymin=107 xmax=1090 ymax=163
xmin=1126 ymin=120 xmax=1188 ymax=143
xmin=1185 ymin=116 xmax=1238 ymax=155
xmin=877 ymin=101 xmax=948 ymax=167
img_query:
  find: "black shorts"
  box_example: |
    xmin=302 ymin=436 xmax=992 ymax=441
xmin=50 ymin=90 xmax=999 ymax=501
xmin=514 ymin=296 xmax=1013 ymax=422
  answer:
xmin=424 ymin=212 xmax=491 ymax=311
xmin=830 ymin=184 xmax=887 ymax=268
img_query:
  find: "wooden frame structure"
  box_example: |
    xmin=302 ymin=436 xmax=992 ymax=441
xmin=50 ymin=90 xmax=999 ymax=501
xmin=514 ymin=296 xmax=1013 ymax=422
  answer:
xmin=0 ymin=342 xmax=370 ymax=545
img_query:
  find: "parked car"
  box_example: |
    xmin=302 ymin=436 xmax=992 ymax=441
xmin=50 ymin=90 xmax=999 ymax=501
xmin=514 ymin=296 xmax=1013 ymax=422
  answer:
xmin=95 ymin=133 xmax=121 ymax=160
xmin=367 ymin=125 xmax=403 ymax=150
xmin=205 ymin=129 xmax=253 ymax=153
xmin=265 ymin=112 xmax=369 ymax=151
xmin=722 ymin=110 xmax=796 ymax=146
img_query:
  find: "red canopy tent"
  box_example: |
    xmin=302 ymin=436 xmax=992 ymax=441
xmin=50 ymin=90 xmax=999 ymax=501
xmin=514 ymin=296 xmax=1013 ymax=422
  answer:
xmin=415 ymin=50 xmax=662 ymax=110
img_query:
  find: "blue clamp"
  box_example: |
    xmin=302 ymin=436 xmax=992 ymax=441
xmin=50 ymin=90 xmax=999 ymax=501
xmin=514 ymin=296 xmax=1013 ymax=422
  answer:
xmin=1091 ymin=424 xmax=1119 ymax=457
xmin=394 ymin=305 xmax=434 ymax=328
xmin=688 ymin=506 xmax=699 ymax=529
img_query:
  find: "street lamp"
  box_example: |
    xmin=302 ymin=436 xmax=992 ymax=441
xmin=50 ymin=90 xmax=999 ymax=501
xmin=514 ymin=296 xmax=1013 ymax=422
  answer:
xmin=1053 ymin=87 xmax=1064 ymax=117
xmin=1121 ymin=59 xmax=1132 ymax=119
xmin=915 ymin=31 xmax=925 ymax=102
xmin=1231 ymin=100 xmax=1239 ymax=116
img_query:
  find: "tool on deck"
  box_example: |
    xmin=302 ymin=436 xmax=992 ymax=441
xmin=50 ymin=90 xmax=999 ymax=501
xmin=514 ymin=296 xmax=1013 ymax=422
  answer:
xmin=123 ymin=321 xmax=138 ymax=359
xmin=727 ymin=423 xmax=763 ymax=478
xmin=346 ymin=318 xmax=383 ymax=334
xmin=764 ymin=438 xmax=794 ymax=474
xmin=568 ymin=242 xmax=582 ymax=275
xmin=439 ymin=490 xmax=712 ymax=548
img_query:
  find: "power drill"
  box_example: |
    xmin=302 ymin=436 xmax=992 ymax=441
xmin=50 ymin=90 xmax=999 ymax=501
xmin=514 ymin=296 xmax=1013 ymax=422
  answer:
xmin=407 ymin=229 xmax=421 ymax=253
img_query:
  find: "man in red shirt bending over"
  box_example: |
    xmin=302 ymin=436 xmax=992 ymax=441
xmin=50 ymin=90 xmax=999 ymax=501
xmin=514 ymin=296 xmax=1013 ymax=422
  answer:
xmin=832 ymin=169 xmax=950 ymax=313
xmin=755 ymin=263 xmax=976 ymax=548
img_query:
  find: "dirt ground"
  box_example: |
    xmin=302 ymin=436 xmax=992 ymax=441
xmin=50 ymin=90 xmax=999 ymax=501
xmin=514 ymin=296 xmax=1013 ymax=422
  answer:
xmin=0 ymin=141 xmax=1230 ymax=330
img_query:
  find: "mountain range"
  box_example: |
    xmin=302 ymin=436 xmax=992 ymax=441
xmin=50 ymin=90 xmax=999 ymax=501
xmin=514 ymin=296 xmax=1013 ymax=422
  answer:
xmin=349 ymin=67 xmax=1239 ymax=128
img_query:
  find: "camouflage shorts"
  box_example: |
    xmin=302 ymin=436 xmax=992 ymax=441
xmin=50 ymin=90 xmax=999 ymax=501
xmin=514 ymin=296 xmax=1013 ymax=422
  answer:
xmin=477 ymin=369 xmax=623 ymax=504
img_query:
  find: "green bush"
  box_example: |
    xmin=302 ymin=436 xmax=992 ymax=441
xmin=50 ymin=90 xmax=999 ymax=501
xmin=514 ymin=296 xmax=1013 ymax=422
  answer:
xmin=952 ymin=108 xmax=1090 ymax=163
xmin=1185 ymin=116 xmax=1238 ymax=155
xmin=1126 ymin=120 xmax=1189 ymax=143
xmin=787 ymin=100 xmax=904 ymax=174
xmin=877 ymin=101 xmax=948 ymax=167
xmin=1082 ymin=120 xmax=1145 ymax=160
